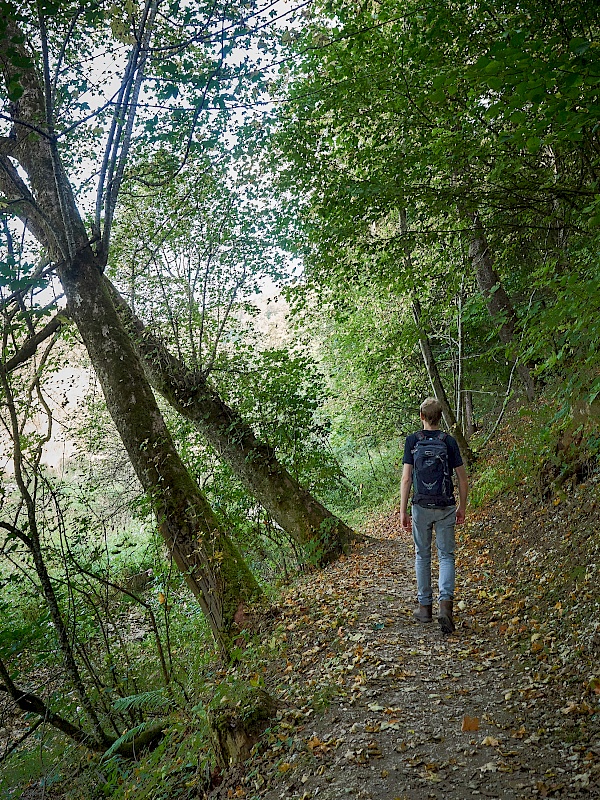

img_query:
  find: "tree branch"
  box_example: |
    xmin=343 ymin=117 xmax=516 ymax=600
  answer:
xmin=0 ymin=718 xmax=43 ymax=764
xmin=0 ymin=659 xmax=102 ymax=750
xmin=0 ymin=155 xmax=53 ymax=249
xmin=3 ymin=312 xmax=66 ymax=373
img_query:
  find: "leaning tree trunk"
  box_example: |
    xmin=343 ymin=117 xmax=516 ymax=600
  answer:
xmin=463 ymin=211 xmax=536 ymax=401
xmin=58 ymin=249 xmax=260 ymax=647
xmin=106 ymin=281 xmax=354 ymax=564
xmin=411 ymin=298 xmax=475 ymax=467
xmin=0 ymin=13 xmax=352 ymax=571
xmin=399 ymin=211 xmax=474 ymax=466
xmin=0 ymin=21 xmax=259 ymax=648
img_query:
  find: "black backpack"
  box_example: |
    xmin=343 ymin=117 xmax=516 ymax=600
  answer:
xmin=411 ymin=431 xmax=454 ymax=507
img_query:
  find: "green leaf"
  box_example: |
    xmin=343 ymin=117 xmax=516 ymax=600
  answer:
xmin=7 ymin=76 xmax=23 ymax=101
xmin=525 ymin=136 xmax=542 ymax=152
xmin=428 ymin=89 xmax=446 ymax=104
xmin=112 ymin=690 xmax=173 ymax=712
xmin=9 ymin=53 xmax=33 ymax=69
xmin=510 ymin=111 xmax=527 ymax=124
xmin=569 ymin=37 xmax=590 ymax=54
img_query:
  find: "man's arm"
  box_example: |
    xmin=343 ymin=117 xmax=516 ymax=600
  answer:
xmin=400 ymin=464 xmax=413 ymax=530
xmin=455 ymin=465 xmax=468 ymax=524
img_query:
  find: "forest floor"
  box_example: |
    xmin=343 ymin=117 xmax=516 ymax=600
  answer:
xmin=211 ymin=476 xmax=600 ymax=800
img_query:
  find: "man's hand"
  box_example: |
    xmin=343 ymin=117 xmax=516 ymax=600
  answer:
xmin=401 ymin=511 xmax=412 ymax=530
xmin=456 ymin=507 xmax=466 ymax=524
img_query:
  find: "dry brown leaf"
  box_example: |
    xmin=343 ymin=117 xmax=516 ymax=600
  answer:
xmin=481 ymin=736 xmax=500 ymax=747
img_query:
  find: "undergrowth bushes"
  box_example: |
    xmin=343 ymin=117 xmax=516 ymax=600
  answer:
xmin=470 ymin=400 xmax=600 ymax=509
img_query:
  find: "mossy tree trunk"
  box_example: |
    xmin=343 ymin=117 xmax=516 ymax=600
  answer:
xmin=59 ymin=250 xmax=260 ymax=645
xmin=207 ymin=684 xmax=278 ymax=768
xmin=107 ymin=283 xmax=354 ymax=564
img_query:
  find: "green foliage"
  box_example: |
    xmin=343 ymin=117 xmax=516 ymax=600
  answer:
xmin=94 ymin=722 xmax=210 ymax=800
xmin=269 ymin=0 xmax=600 ymax=430
xmin=523 ymin=258 xmax=600 ymax=408
xmin=219 ymin=346 xmax=341 ymax=492
xmin=111 ymin=690 xmax=174 ymax=714
xmin=318 ymin=436 xmax=403 ymax=529
xmin=3 ymin=0 xmax=600 ymax=794
xmin=467 ymin=402 xmax=592 ymax=507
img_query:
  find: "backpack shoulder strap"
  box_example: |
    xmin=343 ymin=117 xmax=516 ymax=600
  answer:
xmin=411 ymin=430 xmax=425 ymax=454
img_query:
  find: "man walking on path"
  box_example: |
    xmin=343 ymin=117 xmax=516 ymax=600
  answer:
xmin=400 ymin=398 xmax=469 ymax=634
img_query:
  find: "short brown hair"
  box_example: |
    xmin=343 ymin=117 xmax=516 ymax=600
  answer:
xmin=420 ymin=397 xmax=443 ymax=426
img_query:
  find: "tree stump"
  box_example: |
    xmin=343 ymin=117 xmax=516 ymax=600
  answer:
xmin=207 ymin=683 xmax=277 ymax=768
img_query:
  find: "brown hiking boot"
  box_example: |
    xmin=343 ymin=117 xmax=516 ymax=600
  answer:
xmin=438 ymin=600 xmax=455 ymax=634
xmin=413 ymin=604 xmax=433 ymax=623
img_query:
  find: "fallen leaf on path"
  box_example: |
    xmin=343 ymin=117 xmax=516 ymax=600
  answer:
xmin=588 ymin=676 xmax=600 ymax=694
xmin=481 ymin=736 xmax=500 ymax=747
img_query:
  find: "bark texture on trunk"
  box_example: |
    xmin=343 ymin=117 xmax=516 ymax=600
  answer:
xmin=464 ymin=391 xmax=476 ymax=438
xmin=207 ymin=685 xmax=278 ymax=768
xmin=107 ymin=283 xmax=354 ymax=563
xmin=465 ymin=212 xmax=536 ymax=401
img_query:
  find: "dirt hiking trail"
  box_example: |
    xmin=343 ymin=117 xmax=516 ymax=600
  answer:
xmin=215 ymin=508 xmax=600 ymax=800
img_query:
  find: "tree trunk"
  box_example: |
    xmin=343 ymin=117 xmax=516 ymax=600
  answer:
xmin=106 ymin=282 xmax=354 ymax=564
xmin=0 ymin=22 xmax=259 ymax=648
xmin=464 ymin=211 xmax=536 ymax=401
xmin=207 ymin=684 xmax=277 ymax=768
xmin=58 ymin=249 xmax=260 ymax=646
xmin=0 ymin=15 xmax=353 ymax=569
xmin=464 ymin=391 xmax=476 ymax=438
xmin=456 ymin=278 xmax=465 ymax=429
xmin=411 ymin=298 xmax=475 ymax=467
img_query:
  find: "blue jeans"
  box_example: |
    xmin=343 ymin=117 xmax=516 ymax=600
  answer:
xmin=412 ymin=504 xmax=456 ymax=606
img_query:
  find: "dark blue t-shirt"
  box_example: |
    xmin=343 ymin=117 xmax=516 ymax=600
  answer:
xmin=403 ymin=430 xmax=463 ymax=507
